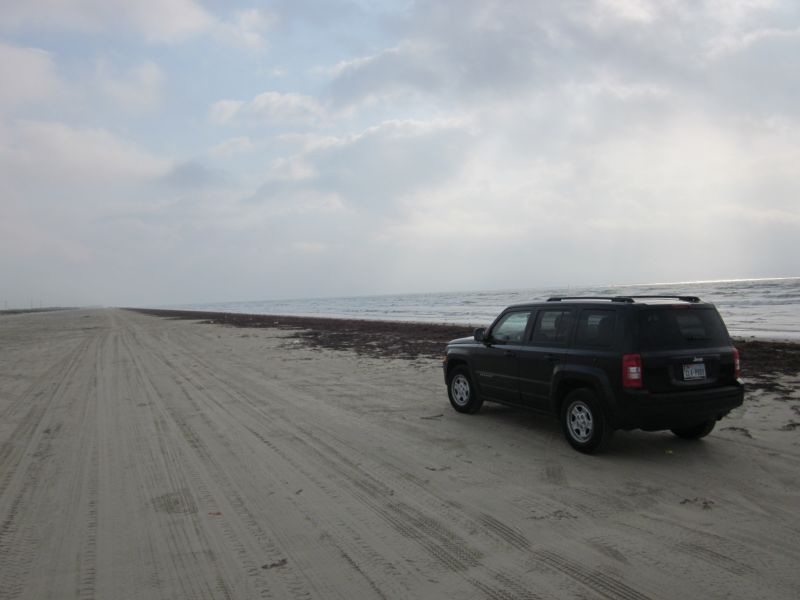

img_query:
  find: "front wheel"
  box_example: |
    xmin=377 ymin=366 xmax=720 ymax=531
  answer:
xmin=671 ymin=420 xmax=715 ymax=440
xmin=561 ymin=389 xmax=613 ymax=454
xmin=447 ymin=366 xmax=483 ymax=414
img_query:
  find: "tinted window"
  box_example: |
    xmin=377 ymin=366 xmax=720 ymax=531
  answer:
xmin=490 ymin=311 xmax=531 ymax=343
xmin=531 ymin=310 xmax=574 ymax=344
xmin=575 ymin=310 xmax=616 ymax=347
xmin=639 ymin=307 xmax=730 ymax=350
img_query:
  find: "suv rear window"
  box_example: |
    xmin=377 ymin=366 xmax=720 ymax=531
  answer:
xmin=638 ymin=307 xmax=730 ymax=350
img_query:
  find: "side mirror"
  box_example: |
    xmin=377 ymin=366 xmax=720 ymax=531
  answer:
xmin=473 ymin=327 xmax=486 ymax=343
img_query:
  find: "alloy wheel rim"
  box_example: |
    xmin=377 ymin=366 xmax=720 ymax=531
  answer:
xmin=567 ymin=401 xmax=594 ymax=443
xmin=451 ymin=375 xmax=470 ymax=406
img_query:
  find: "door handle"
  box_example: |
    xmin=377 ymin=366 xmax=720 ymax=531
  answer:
xmin=504 ymin=350 xmax=517 ymax=357
xmin=547 ymin=354 xmax=559 ymax=363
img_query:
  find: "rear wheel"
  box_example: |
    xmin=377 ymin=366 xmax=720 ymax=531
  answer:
xmin=671 ymin=420 xmax=716 ymax=440
xmin=447 ymin=366 xmax=482 ymax=414
xmin=561 ymin=388 xmax=613 ymax=454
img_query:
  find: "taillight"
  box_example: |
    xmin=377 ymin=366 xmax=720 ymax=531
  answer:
xmin=622 ymin=354 xmax=643 ymax=389
xmin=733 ymin=347 xmax=741 ymax=379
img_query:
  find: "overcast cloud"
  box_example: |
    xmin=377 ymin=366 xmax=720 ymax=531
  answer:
xmin=1 ymin=0 xmax=798 ymax=307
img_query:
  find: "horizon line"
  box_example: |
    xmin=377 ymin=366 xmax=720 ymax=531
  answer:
xmin=615 ymin=276 xmax=800 ymax=288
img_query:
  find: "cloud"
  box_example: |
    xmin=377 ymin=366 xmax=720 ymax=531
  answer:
xmin=593 ymin=0 xmax=658 ymax=23
xmin=322 ymin=4 xmax=597 ymax=111
xmin=159 ymin=161 xmax=226 ymax=190
xmin=0 ymin=0 xmax=214 ymax=43
xmin=247 ymin=92 xmax=323 ymax=122
xmin=708 ymin=25 xmax=800 ymax=58
xmin=209 ymin=100 xmax=245 ymax=124
xmin=326 ymin=42 xmax=445 ymax=108
xmin=243 ymin=99 xmax=800 ymax=291
xmin=290 ymin=240 xmax=328 ymax=254
xmin=252 ymin=118 xmax=472 ymax=213
xmin=3 ymin=1 xmax=800 ymax=306
xmin=227 ymin=0 xmax=800 ymax=293
xmin=0 ymin=120 xmax=168 ymax=191
xmin=0 ymin=119 xmax=176 ymax=303
xmin=210 ymin=136 xmax=255 ymax=157
xmin=98 ymin=60 xmax=165 ymax=112
xmin=319 ymin=0 xmax=800 ymax=123
xmin=210 ymin=91 xmax=323 ymax=125
xmin=1 ymin=44 xmax=166 ymax=119
xmin=0 ymin=42 xmax=62 ymax=113
xmin=214 ymin=9 xmax=275 ymax=51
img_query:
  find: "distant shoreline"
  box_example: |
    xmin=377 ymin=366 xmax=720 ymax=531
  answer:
xmin=127 ymin=308 xmax=800 ymax=390
xmin=0 ymin=307 xmax=77 ymax=316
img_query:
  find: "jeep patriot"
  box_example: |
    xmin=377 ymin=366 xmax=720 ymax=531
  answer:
xmin=443 ymin=296 xmax=744 ymax=453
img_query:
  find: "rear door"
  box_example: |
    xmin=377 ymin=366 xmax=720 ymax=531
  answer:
xmin=636 ymin=305 xmax=738 ymax=391
xmin=472 ymin=310 xmax=533 ymax=405
xmin=518 ymin=308 xmax=576 ymax=410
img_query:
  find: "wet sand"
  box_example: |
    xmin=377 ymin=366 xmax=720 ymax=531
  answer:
xmin=1 ymin=308 xmax=799 ymax=599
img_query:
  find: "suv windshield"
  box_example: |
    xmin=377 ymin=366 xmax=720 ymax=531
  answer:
xmin=638 ymin=306 xmax=730 ymax=350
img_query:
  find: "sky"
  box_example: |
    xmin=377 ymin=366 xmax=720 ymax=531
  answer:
xmin=1 ymin=0 xmax=799 ymax=308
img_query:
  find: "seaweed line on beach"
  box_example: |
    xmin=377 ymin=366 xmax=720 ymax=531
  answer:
xmin=126 ymin=308 xmax=472 ymax=361
xmin=125 ymin=309 xmax=800 ymax=381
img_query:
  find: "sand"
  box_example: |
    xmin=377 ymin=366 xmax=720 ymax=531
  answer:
xmin=1 ymin=308 xmax=799 ymax=599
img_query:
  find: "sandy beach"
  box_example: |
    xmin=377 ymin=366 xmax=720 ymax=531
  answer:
xmin=1 ymin=308 xmax=799 ymax=599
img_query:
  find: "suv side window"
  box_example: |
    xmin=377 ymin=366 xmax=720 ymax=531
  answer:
xmin=490 ymin=311 xmax=532 ymax=344
xmin=531 ymin=310 xmax=574 ymax=345
xmin=575 ymin=310 xmax=616 ymax=347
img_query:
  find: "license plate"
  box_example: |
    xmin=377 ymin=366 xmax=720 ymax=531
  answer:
xmin=683 ymin=363 xmax=706 ymax=380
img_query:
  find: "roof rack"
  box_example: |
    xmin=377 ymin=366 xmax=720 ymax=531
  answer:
xmin=627 ymin=295 xmax=701 ymax=303
xmin=547 ymin=296 xmax=633 ymax=303
xmin=547 ymin=295 xmax=701 ymax=303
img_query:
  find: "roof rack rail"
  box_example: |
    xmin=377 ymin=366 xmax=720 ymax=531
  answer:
xmin=625 ymin=295 xmax=701 ymax=303
xmin=547 ymin=295 xmax=701 ymax=303
xmin=547 ymin=296 xmax=634 ymax=303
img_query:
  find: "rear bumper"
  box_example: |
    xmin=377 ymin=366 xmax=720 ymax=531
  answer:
xmin=616 ymin=383 xmax=744 ymax=431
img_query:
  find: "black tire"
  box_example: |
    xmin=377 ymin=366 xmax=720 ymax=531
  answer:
xmin=671 ymin=420 xmax=716 ymax=440
xmin=447 ymin=366 xmax=483 ymax=414
xmin=560 ymin=388 xmax=613 ymax=454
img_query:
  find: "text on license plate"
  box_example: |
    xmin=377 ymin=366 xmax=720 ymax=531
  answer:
xmin=683 ymin=363 xmax=706 ymax=380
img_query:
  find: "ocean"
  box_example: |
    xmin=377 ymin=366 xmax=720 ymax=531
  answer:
xmin=175 ymin=277 xmax=800 ymax=341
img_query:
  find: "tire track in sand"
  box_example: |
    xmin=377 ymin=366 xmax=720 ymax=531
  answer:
xmin=77 ymin=439 xmax=99 ymax=600
xmin=131 ymin=324 xmax=412 ymax=599
xmin=116 ymin=330 xmax=247 ymax=600
xmin=533 ymin=550 xmax=652 ymax=600
xmin=120 ymin=326 xmax=319 ymax=600
xmin=0 ymin=337 xmax=92 ymax=499
xmin=127 ymin=313 xmax=656 ymax=600
xmin=0 ymin=336 xmax=96 ymax=600
xmin=139 ymin=321 xmax=556 ymax=599
xmin=156 ymin=335 xmax=482 ymax=577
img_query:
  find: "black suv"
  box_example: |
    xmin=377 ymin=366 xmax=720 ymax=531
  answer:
xmin=443 ymin=296 xmax=744 ymax=453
